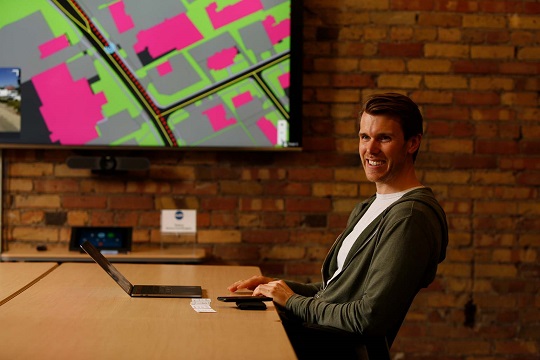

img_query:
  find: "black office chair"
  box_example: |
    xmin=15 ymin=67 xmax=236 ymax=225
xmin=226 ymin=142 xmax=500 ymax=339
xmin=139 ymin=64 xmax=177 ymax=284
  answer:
xmin=284 ymin=322 xmax=391 ymax=360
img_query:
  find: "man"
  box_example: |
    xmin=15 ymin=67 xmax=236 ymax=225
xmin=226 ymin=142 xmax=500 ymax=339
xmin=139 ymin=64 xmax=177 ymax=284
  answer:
xmin=228 ymin=93 xmax=448 ymax=358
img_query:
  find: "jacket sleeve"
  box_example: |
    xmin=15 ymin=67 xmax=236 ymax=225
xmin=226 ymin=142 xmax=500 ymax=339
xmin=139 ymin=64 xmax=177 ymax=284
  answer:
xmin=284 ymin=281 xmax=322 ymax=297
xmin=284 ymin=205 xmax=440 ymax=336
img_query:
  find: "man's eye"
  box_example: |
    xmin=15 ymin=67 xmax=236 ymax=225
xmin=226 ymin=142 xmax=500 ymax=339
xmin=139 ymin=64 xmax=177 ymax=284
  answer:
xmin=380 ymin=136 xmax=391 ymax=142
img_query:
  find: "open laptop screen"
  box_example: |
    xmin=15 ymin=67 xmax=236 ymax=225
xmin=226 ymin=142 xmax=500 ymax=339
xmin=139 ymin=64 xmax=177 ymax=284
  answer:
xmin=81 ymin=241 xmax=133 ymax=295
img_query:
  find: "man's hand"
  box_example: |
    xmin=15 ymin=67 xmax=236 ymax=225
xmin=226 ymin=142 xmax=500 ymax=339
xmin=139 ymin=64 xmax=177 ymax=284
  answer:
xmin=227 ymin=275 xmax=275 ymax=292
xmin=253 ymin=280 xmax=294 ymax=307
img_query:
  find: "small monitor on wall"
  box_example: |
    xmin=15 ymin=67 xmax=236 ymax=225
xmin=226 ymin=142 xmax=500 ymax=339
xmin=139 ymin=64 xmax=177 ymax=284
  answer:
xmin=70 ymin=227 xmax=132 ymax=254
xmin=0 ymin=0 xmax=303 ymax=151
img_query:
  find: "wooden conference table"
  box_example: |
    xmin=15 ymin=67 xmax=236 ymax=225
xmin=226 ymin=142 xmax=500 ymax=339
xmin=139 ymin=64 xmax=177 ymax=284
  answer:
xmin=0 ymin=262 xmax=58 ymax=305
xmin=0 ymin=262 xmax=296 ymax=359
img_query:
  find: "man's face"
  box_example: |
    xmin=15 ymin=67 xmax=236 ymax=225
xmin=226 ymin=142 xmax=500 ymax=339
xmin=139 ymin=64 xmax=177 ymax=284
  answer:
xmin=358 ymin=112 xmax=418 ymax=193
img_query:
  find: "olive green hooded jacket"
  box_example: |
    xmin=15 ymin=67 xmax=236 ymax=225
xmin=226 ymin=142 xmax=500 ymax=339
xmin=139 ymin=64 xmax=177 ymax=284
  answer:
xmin=284 ymin=187 xmax=448 ymax=346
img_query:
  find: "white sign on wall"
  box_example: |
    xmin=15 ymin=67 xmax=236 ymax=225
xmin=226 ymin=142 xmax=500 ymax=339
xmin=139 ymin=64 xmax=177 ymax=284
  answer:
xmin=160 ymin=209 xmax=197 ymax=234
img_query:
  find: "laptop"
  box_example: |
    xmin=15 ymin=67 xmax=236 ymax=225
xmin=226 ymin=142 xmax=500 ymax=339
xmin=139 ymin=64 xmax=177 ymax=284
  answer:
xmin=80 ymin=240 xmax=202 ymax=298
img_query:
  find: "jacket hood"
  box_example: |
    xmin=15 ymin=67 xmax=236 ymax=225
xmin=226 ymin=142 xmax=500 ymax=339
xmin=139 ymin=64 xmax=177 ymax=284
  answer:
xmin=398 ymin=187 xmax=449 ymax=263
xmin=356 ymin=187 xmax=448 ymax=264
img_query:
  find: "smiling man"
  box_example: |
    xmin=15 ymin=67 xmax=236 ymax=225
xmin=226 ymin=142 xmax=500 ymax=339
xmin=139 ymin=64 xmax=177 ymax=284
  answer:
xmin=228 ymin=93 xmax=449 ymax=359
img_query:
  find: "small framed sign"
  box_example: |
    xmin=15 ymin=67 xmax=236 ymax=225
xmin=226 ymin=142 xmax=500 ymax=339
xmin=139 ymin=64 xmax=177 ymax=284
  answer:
xmin=161 ymin=210 xmax=197 ymax=234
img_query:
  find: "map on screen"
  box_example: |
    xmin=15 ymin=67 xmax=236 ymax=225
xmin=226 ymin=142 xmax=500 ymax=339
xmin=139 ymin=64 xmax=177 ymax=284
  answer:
xmin=0 ymin=0 xmax=300 ymax=149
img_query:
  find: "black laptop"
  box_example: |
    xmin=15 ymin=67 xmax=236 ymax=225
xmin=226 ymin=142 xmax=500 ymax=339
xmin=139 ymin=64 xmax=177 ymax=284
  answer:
xmin=80 ymin=241 xmax=202 ymax=298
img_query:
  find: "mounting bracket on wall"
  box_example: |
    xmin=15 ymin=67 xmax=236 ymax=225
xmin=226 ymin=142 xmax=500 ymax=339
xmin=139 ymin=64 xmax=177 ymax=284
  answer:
xmin=66 ymin=155 xmax=150 ymax=174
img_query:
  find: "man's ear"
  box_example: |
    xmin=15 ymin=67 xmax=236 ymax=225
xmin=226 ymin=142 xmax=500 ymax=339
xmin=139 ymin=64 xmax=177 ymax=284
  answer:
xmin=407 ymin=134 xmax=422 ymax=155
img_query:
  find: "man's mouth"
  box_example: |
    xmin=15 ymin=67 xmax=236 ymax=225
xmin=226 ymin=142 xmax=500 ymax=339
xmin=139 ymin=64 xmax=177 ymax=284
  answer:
xmin=367 ymin=159 xmax=385 ymax=166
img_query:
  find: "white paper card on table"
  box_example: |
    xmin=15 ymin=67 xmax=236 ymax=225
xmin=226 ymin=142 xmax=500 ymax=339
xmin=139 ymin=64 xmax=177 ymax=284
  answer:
xmin=191 ymin=298 xmax=216 ymax=313
xmin=161 ymin=209 xmax=197 ymax=234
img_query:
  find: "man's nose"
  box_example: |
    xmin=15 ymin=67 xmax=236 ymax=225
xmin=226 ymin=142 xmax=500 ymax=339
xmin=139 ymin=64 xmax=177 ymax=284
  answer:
xmin=365 ymin=140 xmax=379 ymax=154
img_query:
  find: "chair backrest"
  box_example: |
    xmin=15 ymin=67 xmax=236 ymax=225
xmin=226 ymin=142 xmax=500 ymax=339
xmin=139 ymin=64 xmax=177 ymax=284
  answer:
xmin=292 ymin=323 xmax=391 ymax=360
xmin=363 ymin=336 xmax=391 ymax=360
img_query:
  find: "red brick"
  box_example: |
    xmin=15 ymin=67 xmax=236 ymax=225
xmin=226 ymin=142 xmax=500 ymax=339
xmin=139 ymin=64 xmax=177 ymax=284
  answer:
xmin=330 ymin=74 xmax=374 ymax=88
xmin=315 ymin=88 xmax=360 ymax=103
xmin=463 ymin=14 xmax=507 ymax=28
xmin=242 ymin=230 xmax=289 ymax=243
xmin=495 ymin=340 xmax=538 ymax=354
xmin=333 ymin=42 xmax=365 ymax=57
xmin=427 ymin=121 xmax=451 ymax=136
xmin=91 ymin=212 xmax=115 ymax=226
xmin=265 ymin=183 xmax=311 ymax=196
xmin=257 ymin=213 xmax=284 ymax=228
xmin=285 ymin=198 xmax=332 ymax=212
xmin=239 ymin=198 xmax=284 ymax=211
xmin=525 ymin=2 xmax=540 ymax=14
xmin=418 ymin=13 xmax=462 ymax=27
xmin=288 ymin=169 xmax=333 ymax=181
xmin=500 ymin=157 xmax=540 ymax=171
xmin=126 ymin=181 xmax=172 ymax=194
xmin=62 ymin=195 xmax=107 ymax=209
xmin=453 ymin=60 xmax=499 ymax=73
xmin=451 ymin=155 xmax=498 ymax=169
xmin=302 ymin=104 xmax=330 ymax=118
xmin=115 ymin=212 xmax=140 ymax=227
xmin=9 ymin=163 xmax=53 ymax=177
xmin=34 ymin=179 xmax=80 ymax=193
xmin=454 ymin=92 xmax=500 ymax=105
xmin=171 ymin=182 xmax=218 ymax=196
xmin=521 ymin=141 xmax=540 ymax=154
xmin=424 ymin=106 xmax=470 ymax=121
xmin=221 ymin=181 xmax=263 ymax=195
xmin=378 ymin=43 xmax=424 ymax=57
xmin=109 ymin=196 xmax=153 ymax=210
xmin=453 ymin=123 xmax=475 ymax=137
xmin=500 ymin=62 xmax=540 ymax=74
xmin=210 ymin=213 xmax=237 ymax=227
xmin=435 ymin=0 xmax=479 ymax=12
xmin=392 ymin=0 xmax=435 ymax=11
xmin=242 ymin=167 xmax=287 ymax=180
xmin=212 ymin=245 xmax=260 ymax=261
xmin=472 ymin=108 xmax=515 ymax=121
xmin=139 ymin=212 xmax=160 ymax=227
xmin=481 ymin=0 xmax=524 ymax=13
xmin=485 ymin=30 xmax=511 ymax=43
xmin=200 ymin=197 xmax=238 ymax=211
xmin=475 ymin=140 xmax=519 ymax=154
xmin=301 ymin=136 xmax=336 ymax=151
xmin=410 ymin=91 xmax=453 ymax=104
xmin=313 ymin=58 xmax=358 ymax=72
xmin=516 ymin=173 xmax=540 ymax=186
xmin=149 ymin=165 xmax=196 ymax=180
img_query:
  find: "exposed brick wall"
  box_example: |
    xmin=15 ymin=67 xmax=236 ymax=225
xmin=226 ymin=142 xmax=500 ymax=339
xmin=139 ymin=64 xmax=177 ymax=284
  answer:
xmin=2 ymin=0 xmax=539 ymax=358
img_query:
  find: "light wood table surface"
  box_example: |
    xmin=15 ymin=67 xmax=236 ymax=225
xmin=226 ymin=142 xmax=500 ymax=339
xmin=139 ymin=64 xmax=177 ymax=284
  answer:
xmin=0 ymin=262 xmax=58 ymax=305
xmin=0 ymin=262 xmax=296 ymax=359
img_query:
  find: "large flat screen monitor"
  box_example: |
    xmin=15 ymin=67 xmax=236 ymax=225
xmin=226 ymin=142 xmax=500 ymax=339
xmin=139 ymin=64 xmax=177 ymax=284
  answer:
xmin=0 ymin=0 xmax=302 ymax=150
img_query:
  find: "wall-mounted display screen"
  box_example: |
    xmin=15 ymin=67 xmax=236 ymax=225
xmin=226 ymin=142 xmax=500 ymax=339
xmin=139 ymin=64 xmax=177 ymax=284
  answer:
xmin=69 ymin=226 xmax=132 ymax=253
xmin=0 ymin=0 xmax=302 ymax=150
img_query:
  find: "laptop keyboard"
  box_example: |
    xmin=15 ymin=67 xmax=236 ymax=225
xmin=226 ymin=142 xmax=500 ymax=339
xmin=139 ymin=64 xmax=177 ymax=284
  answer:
xmin=139 ymin=286 xmax=172 ymax=294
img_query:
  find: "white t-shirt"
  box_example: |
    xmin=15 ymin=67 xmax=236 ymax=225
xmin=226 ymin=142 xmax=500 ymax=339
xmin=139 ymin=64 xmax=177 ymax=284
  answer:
xmin=327 ymin=187 xmax=423 ymax=284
